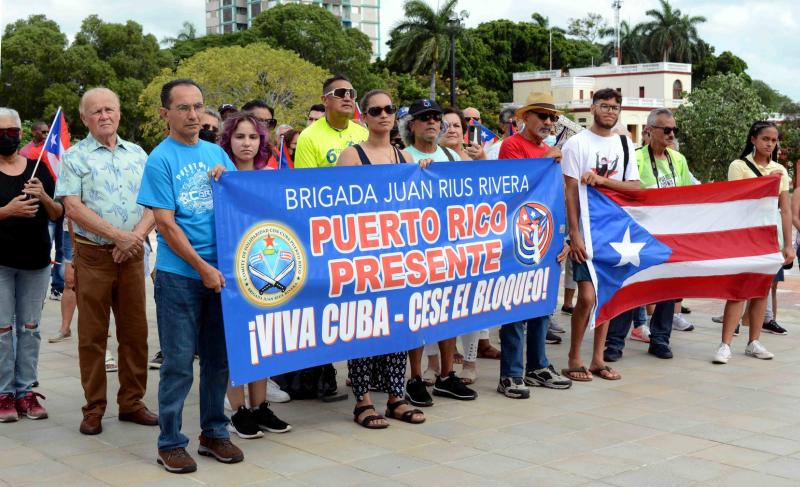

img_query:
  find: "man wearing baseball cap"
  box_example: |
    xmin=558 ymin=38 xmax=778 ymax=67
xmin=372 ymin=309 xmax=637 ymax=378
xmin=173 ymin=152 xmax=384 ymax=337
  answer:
xmin=218 ymin=104 xmax=237 ymax=122
xmin=401 ymin=99 xmax=461 ymax=164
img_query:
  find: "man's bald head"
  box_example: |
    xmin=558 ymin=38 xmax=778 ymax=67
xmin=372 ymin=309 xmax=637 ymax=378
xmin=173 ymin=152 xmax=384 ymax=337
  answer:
xmin=79 ymin=87 xmax=120 ymax=115
xmin=463 ymin=107 xmax=481 ymax=124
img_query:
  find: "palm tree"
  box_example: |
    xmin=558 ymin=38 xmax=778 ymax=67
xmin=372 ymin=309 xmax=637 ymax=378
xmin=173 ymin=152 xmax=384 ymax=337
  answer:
xmin=641 ymin=0 xmax=706 ymax=62
xmin=161 ymin=22 xmax=198 ymax=47
xmin=388 ymin=0 xmax=464 ymax=101
xmin=600 ymin=21 xmax=648 ymax=64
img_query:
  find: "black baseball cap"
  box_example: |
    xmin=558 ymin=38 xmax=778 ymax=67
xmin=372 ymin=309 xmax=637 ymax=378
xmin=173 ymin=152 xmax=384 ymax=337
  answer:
xmin=218 ymin=103 xmax=237 ymax=114
xmin=408 ymin=99 xmax=442 ymax=118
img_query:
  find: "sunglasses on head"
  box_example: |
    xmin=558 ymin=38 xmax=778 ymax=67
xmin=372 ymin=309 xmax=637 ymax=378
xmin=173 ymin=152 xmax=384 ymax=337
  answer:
xmin=256 ymin=118 xmax=278 ymax=129
xmin=366 ymin=104 xmax=397 ymax=117
xmin=415 ymin=112 xmax=442 ymax=122
xmin=534 ymin=112 xmax=559 ymax=123
xmin=324 ymin=88 xmax=357 ymax=100
xmin=652 ymin=125 xmax=679 ymax=136
xmin=0 ymin=127 xmax=21 ymax=138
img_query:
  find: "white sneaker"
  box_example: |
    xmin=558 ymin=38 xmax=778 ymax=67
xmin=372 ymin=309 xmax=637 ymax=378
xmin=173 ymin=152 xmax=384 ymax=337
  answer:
xmin=713 ymin=343 xmax=732 ymax=364
xmin=672 ymin=314 xmax=695 ymax=331
xmin=745 ymin=340 xmax=774 ymax=360
xmin=267 ymin=378 xmax=291 ymax=403
xmin=104 ymin=350 xmax=118 ymax=373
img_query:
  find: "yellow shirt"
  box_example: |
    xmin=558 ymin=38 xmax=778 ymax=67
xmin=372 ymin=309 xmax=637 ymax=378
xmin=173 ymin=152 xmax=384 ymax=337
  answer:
xmin=728 ymin=155 xmax=790 ymax=193
xmin=294 ymin=117 xmax=368 ymax=168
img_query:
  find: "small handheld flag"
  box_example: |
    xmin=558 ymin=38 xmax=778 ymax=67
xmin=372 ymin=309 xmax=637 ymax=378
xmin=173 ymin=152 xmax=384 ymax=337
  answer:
xmin=31 ymin=107 xmax=71 ymax=180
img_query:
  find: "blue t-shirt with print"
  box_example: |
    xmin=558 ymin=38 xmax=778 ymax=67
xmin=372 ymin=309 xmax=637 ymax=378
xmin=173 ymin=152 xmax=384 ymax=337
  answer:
xmin=137 ymin=137 xmax=236 ymax=280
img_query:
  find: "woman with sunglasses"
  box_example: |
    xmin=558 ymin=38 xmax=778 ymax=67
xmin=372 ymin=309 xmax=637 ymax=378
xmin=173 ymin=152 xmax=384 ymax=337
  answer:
xmin=337 ymin=90 xmax=426 ymax=429
xmin=0 ymin=107 xmax=63 ymax=422
xmin=440 ymin=107 xmax=486 ymax=161
xmin=218 ymin=111 xmax=292 ymax=438
xmin=713 ymin=121 xmax=795 ymax=364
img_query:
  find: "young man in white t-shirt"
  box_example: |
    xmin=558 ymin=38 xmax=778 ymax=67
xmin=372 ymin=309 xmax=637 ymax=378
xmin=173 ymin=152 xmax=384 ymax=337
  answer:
xmin=560 ymin=88 xmax=640 ymax=382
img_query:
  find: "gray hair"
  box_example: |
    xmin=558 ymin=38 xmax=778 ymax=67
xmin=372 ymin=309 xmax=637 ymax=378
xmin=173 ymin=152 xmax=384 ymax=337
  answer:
xmin=277 ymin=124 xmax=293 ymax=133
xmin=647 ymin=108 xmax=674 ymax=127
xmin=203 ymin=107 xmax=222 ymax=122
xmin=79 ymin=87 xmax=120 ymax=115
xmin=500 ymin=107 xmax=518 ymax=124
xmin=0 ymin=108 xmax=22 ymax=127
xmin=398 ymin=115 xmax=448 ymax=148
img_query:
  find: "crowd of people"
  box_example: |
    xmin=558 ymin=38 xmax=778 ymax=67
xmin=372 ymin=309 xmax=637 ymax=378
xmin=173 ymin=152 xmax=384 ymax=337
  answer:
xmin=0 ymin=72 xmax=795 ymax=474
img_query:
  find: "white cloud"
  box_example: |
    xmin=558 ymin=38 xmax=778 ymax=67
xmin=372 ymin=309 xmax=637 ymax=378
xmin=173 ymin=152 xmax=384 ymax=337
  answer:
xmin=3 ymin=0 xmax=797 ymax=101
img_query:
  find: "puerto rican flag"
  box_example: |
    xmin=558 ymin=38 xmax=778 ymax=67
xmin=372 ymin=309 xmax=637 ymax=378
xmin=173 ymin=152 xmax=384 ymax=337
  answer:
xmin=586 ymin=176 xmax=783 ymax=324
xmin=41 ymin=107 xmax=71 ymax=179
xmin=465 ymin=119 xmax=499 ymax=147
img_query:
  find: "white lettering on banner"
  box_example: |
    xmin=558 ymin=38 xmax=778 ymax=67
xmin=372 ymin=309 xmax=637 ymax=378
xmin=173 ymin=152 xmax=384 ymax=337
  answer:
xmin=285 ymin=184 xmax=378 ymax=210
xmin=477 ymin=174 xmax=529 ymax=196
xmin=383 ymin=180 xmax=434 ymax=203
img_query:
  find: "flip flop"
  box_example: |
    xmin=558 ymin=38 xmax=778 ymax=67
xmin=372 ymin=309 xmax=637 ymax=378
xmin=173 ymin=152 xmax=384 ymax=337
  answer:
xmin=560 ymin=366 xmax=592 ymax=382
xmin=477 ymin=345 xmax=501 ymax=360
xmin=589 ymin=365 xmax=621 ymax=381
xmin=453 ymin=353 xmax=464 ymax=365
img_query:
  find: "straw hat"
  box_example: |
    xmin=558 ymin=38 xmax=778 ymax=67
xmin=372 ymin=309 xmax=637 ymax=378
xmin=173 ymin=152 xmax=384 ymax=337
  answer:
xmin=515 ymin=92 xmax=563 ymax=119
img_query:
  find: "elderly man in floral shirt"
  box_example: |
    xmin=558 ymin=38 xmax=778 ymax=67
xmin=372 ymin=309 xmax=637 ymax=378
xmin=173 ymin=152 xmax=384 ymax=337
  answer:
xmin=56 ymin=87 xmax=158 ymax=435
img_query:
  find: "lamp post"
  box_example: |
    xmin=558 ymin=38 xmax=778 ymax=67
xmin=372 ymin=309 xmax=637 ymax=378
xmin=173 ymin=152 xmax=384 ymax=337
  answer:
xmin=448 ymin=11 xmax=468 ymax=108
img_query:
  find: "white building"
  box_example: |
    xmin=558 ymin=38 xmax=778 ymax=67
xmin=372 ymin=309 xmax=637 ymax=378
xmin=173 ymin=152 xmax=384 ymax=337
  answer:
xmin=513 ymin=62 xmax=692 ymax=144
xmin=205 ymin=0 xmax=381 ymax=58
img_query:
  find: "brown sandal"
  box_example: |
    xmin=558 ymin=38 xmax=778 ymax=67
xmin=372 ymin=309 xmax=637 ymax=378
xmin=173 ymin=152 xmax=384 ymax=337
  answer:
xmin=385 ymin=400 xmax=425 ymax=424
xmin=477 ymin=345 xmax=501 ymax=360
xmin=589 ymin=365 xmax=621 ymax=381
xmin=353 ymin=405 xmax=388 ymax=429
xmin=560 ymin=366 xmax=593 ymax=382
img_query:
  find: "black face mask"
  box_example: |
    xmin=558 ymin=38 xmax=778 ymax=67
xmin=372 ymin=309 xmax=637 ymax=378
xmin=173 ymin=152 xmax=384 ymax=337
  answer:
xmin=0 ymin=135 xmax=20 ymax=156
xmin=198 ymin=129 xmax=218 ymax=144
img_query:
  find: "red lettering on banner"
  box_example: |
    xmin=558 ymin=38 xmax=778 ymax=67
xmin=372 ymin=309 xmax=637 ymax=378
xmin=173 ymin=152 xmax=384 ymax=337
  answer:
xmin=310 ymin=217 xmax=332 ymax=255
xmin=328 ymin=259 xmax=355 ymax=297
xmin=354 ymin=256 xmax=381 ymax=294
xmin=484 ymin=240 xmax=502 ymax=273
xmin=405 ymin=250 xmax=428 ymax=287
xmin=379 ymin=211 xmax=405 ymax=247
xmin=357 ymin=213 xmax=380 ymax=249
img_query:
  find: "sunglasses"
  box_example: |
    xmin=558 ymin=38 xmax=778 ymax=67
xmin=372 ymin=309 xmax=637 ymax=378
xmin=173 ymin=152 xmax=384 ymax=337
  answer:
xmin=324 ymin=88 xmax=357 ymax=100
xmin=465 ymin=116 xmax=481 ymax=122
xmin=201 ymin=124 xmax=219 ymax=133
xmin=0 ymin=127 xmax=21 ymax=138
xmin=256 ymin=118 xmax=278 ymax=129
xmin=534 ymin=112 xmax=559 ymax=123
xmin=415 ymin=113 xmax=442 ymax=122
xmin=366 ymin=104 xmax=397 ymax=117
xmin=652 ymin=125 xmax=679 ymax=136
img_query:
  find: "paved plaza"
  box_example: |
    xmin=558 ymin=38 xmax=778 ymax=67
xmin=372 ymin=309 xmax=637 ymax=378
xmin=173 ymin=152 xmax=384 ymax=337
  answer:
xmin=3 ymin=272 xmax=800 ymax=486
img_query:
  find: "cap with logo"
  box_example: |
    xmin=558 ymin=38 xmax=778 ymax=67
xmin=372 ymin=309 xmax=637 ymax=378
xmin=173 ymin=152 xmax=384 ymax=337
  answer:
xmin=408 ymin=99 xmax=443 ymax=118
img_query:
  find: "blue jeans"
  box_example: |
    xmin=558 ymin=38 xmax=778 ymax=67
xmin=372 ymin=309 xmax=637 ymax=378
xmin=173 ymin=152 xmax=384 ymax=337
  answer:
xmin=0 ymin=265 xmax=50 ymax=395
xmin=633 ymin=306 xmax=647 ymax=327
xmin=606 ymin=300 xmax=674 ymax=355
xmin=49 ymin=218 xmax=64 ymax=292
xmin=155 ymin=270 xmax=230 ymax=451
xmin=499 ymin=316 xmax=549 ymax=377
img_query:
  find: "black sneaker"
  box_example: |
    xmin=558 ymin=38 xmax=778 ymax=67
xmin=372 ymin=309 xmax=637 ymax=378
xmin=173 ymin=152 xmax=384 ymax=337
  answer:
xmin=251 ymin=402 xmax=292 ymax=433
xmin=149 ymin=351 xmax=163 ymax=369
xmin=433 ymin=371 xmax=477 ymax=401
xmin=734 ymin=323 xmax=740 ymax=336
xmin=497 ymin=377 xmax=530 ymax=399
xmin=405 ymin=376 xmax=433 ymax=407
xmin=524 ymin=365 xmax=572 ymax=389
xmin=648 ymin=343 xmax=674 ymax=359
xmin=545 ymin=331 xmax=562 ymax=344
xmin=604 ymin=349 xmax=622 ymax=362
xmin=227 ymin=406 xmax=264 ymax=439
xmin=561 ymin=305 xmax=574 ymax=315
xmin=763 ymin=320 xmax=788 ymax=335
xmin=680 ymin=305 xmax=691 ymax=314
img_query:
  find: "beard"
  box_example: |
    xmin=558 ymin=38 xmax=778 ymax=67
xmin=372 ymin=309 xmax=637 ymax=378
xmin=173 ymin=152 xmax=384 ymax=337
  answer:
xmin=594 ymin=114 xmax=618 ymax=130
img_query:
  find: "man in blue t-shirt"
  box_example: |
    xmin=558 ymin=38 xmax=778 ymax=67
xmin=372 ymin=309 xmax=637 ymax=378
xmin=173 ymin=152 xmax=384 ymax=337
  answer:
xmin=137 ymin=79 xmax=240 ymax=474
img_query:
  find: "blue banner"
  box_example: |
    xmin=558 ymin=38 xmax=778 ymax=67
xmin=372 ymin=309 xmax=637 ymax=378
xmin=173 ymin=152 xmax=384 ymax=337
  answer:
xmin=214 ymin=159 xmax=566 ymax=386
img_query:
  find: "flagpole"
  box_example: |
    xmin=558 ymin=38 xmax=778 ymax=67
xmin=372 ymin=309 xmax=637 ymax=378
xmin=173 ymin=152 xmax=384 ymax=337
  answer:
xmin=30 ymin=106 xmax=62 ymax=180
xmin=278 ymin=135 xmax=285 ymax=169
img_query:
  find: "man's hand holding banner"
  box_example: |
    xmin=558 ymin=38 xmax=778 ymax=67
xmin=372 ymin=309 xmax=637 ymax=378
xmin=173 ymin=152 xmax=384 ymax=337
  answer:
xmin=214 ymin=160 xmax=566 ymax=385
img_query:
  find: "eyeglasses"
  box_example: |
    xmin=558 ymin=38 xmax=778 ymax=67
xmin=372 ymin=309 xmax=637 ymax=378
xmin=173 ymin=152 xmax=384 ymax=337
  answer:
xmin=0 ymin=127 xmax=21 ymax=138
xmin=366 ymin=104 xmax=397 ymax=117
xmin=533 ymin=112 xmax=559 ymax=123
xmin=324 ymin=88 xmax=357 ymax=100
xmin=415 ymin=113 xmax=442 ymax=122
xmin=173 ymin=102 xmax=205 ymax=114
xmin=652 ymin=125 xmax=679 ymax=136
xmin=596 ymin=103 xmax=621 ymax=113
xmin=201 ymin=124 xmax=219 ymax=133
xmin=256 ymin=118 xmax=278 ymax=129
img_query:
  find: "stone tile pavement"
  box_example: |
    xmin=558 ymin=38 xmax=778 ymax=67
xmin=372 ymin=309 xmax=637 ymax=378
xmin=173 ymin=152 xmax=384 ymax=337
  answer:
xmin=3 ymin=272 xmax=800 ymax=486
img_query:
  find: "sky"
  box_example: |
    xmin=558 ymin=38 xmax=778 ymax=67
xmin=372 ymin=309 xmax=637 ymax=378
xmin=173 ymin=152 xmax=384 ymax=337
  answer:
xmin=3 ymin=0 xmax=797 ymax=101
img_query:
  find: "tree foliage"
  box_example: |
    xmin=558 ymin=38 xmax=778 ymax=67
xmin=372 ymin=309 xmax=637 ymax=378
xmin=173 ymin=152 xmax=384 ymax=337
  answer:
xmin=567 ymin=13 xmax=608 ymax=44
xmin=675 ymin=73 xmax=767 ymax=182
xmin=138 ymin=43 xmax=330 ymax=150
xmin=640 ymin=0 xmax=706 ymax=62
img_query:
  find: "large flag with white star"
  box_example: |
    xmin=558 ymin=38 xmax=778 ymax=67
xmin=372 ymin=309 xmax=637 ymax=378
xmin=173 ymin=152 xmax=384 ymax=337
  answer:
xmin=584 ymin=175 xmax=784 ymax=324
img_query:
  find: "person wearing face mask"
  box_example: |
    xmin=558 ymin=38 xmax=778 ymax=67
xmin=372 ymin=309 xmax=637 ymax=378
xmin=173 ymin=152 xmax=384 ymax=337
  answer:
xmin=0 ymin=107 xmax=63 ymax=422
xmin=198 ymin=108 xmax=222 ymax=144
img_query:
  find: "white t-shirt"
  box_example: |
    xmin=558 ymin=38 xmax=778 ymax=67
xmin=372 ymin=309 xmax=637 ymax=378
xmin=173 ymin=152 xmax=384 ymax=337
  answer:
xmin=562 ymin=129 xmax=639 ymax=236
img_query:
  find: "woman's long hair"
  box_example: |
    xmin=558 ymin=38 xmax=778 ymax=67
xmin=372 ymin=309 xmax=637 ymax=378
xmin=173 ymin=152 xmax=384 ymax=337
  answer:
xmin=740 ymin=121 xmax=779 ymax=161
xmin=220 ymin=111 xmax=272 ymax=170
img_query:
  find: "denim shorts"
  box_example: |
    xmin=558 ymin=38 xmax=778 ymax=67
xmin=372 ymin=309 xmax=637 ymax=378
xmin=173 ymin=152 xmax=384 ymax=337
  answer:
xmin=571 ymin=260 xmax=592 ymax=282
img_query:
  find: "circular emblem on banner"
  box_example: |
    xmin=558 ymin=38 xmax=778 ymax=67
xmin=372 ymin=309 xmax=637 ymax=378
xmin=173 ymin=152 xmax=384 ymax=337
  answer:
xmin=235 ymin=222 xmax=307 ymax=307
xmin=513 ymin=202 xmax=554 ymax=265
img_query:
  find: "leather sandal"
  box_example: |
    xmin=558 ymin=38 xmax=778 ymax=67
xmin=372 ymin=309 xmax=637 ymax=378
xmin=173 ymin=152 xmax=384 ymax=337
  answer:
xmin=385 ymin=400 xmax=425 ymax=424
xmin=353 ymin=405 xmax=388 ymax=429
